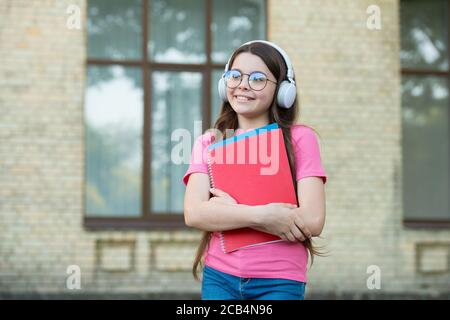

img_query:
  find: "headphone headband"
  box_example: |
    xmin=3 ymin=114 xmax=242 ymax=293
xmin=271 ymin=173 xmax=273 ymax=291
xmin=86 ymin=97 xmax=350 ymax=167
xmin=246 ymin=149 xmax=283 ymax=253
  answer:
xmin=224 ymin=40 xmax=295 ymax=84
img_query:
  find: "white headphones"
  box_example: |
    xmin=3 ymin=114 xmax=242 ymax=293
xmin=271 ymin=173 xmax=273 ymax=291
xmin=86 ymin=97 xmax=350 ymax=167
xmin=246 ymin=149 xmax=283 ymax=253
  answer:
xmin=217 ymin=40 xmax=297 ymax=109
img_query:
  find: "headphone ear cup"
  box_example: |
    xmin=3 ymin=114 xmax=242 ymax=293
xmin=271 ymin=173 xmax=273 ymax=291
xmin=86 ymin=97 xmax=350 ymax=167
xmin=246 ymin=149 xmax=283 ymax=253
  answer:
xmin=218 ymin=77 xmax=228 ymax=102
xmin=277 ymin=81 xmax=297 ymax=109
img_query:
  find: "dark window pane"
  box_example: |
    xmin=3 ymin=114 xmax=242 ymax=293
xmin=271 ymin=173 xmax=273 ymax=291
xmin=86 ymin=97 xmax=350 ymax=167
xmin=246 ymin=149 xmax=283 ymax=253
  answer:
xmin=88 ymin=0 xmax=142 ymax=60
xmin=151 ymin=71 xmax=202 ymax=213
xmin=402 ymin=76 xmax=449 ymax=219
xmin=400 ymin=0 xmax=448 ymax=71
xmin=212 ymin=0 xmax=266 ymax=63
xmin=85 ymin=66 xmax=143 ymax=216
xmin=149 ymin=0 xmax=206 ymax=63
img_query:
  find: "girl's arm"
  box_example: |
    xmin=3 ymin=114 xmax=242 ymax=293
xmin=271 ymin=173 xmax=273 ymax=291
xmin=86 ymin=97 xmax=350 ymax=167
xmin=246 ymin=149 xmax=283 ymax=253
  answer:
xmin=184 ymin=172 xmax=260 ymax=231
xmin=247 ymin=177 xmax=325 ymax=240
xmin=184 ymin=172 xmax=296 ymax=233
xmin=294 ymin=177 xmax=326 ymax=237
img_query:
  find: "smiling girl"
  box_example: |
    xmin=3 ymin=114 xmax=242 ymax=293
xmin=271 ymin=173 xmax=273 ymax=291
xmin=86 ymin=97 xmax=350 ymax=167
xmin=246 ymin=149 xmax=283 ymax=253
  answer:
xmin=183 ymin=40 xmax=327 ymax=300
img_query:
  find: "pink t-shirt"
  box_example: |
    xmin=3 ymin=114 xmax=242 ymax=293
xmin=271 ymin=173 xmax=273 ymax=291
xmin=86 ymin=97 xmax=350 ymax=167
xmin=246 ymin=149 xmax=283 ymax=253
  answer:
xmin=182 ymin=124 xmax=327 ymax=283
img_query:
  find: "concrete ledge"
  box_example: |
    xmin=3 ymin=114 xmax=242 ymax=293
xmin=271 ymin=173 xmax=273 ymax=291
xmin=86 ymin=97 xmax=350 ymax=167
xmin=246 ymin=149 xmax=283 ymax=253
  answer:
xmin=1 ymin=291 xmax=449 ymax=300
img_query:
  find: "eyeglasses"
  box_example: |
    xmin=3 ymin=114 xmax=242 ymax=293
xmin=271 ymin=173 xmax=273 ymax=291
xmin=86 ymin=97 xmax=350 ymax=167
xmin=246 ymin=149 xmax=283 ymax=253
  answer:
xmin=223 ymin=69 xmax=277 ymax=91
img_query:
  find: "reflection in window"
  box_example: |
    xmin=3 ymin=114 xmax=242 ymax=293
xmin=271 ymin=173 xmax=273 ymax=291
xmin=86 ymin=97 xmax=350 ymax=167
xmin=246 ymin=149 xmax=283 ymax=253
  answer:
xmin=151 ymin=72 xmax=202 ymax=213
xmin=400 ymin=0 xmax=448 ymax=71
xmin=85 ymin=66 xmax=143 ymax=216
xmin=85 ymin=0 xmax=267 ymax=222
xmin=402 ymin=76 xmax=449 ymax=219
xmin=88 ymin=0 xmax=142 ymax=60
xmin=212 ymin=0 xmax=266 ymax=63
xmin=149 ymin=0 xmax=206 ymax=63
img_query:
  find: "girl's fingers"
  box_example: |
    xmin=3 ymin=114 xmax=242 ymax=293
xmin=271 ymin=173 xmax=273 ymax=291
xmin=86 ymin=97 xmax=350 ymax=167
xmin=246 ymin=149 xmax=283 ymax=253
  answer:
xmin=294 ymin=216 xmax=312 ymax=239
xmin=286 ymin=232 xmax=297 ymax=242
xmin=290 ymin=228 xmax=306 ymax=242
xmin=271 ymin=202 xmax=297 ymax=208
xmin=210 ymin=188 xmax=237 ymax=204
xmin=210 ymin=188 xmax=227 ymax=197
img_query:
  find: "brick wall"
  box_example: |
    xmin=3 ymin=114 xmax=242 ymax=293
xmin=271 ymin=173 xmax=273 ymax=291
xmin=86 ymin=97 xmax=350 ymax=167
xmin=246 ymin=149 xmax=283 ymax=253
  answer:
xmin=270 ymin=0 xmax=450 ymax=296
xmin=0 ymin=0 xmax=200 ymax=296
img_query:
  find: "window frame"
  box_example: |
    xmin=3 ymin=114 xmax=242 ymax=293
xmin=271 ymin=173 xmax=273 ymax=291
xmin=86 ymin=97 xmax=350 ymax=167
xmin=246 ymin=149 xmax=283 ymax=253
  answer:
xmin=84 ymin=0 xmax=268 ymax=230
xmin=401 ymin=0 xmax=450 ymax=229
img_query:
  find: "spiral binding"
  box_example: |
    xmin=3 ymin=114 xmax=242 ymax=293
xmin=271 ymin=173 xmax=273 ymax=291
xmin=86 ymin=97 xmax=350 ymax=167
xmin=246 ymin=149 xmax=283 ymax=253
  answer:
xmin=207 ymin=148 xmax=228 ymax=254
xmin=219 ymin=233 xmax=227 ymax=253
xmin=206 ymin=148 xmax=215 ymax=190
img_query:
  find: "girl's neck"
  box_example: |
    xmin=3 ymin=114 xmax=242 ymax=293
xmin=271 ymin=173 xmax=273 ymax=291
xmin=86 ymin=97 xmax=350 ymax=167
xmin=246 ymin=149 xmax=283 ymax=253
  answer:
xmin=237 ymin=114 xmax=270 ymax=131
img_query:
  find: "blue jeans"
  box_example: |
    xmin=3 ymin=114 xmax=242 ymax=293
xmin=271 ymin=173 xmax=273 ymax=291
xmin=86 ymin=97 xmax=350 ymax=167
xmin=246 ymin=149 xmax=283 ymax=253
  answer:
xmin=201 ymin=265 xmax=306 ymax=300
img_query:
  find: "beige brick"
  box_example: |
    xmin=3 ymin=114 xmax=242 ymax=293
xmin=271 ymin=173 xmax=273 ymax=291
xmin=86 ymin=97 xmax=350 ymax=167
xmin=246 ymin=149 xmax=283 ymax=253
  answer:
xmin=417 ymin=245 xmax=450 ymax=274
xmin=152 ymin=242 xmax=197 ymax=272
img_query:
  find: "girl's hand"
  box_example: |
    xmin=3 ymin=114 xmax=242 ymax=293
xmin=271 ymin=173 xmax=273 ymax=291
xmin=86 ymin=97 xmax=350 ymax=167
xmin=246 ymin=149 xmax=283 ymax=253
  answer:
xmin=209 ymin=188 xmax=237 ymax=205
xmin=255 ymin=203 xmax=312 ymax=242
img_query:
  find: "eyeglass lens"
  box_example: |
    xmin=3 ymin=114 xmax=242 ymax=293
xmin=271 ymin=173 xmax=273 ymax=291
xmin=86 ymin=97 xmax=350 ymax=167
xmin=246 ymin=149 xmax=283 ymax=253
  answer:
xmin=224 ymin=70 xmax=269 ymax=91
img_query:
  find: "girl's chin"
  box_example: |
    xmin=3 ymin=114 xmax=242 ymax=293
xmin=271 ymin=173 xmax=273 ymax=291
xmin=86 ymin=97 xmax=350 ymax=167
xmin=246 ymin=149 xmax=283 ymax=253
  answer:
xmin=231 ymin=102 xmax=257 ymax=113
xmin=233 ymin=109 xmax=256 ymax=117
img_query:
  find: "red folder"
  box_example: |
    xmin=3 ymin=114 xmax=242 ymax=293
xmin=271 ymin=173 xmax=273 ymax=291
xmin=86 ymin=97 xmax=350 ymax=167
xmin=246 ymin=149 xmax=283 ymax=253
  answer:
xmin=207 ymin=123 xmax=298 ymax=253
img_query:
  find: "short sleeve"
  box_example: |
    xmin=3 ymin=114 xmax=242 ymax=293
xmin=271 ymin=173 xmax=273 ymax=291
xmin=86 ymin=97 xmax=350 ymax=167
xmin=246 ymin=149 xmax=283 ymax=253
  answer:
xmin=182 ymin=132 xmax=214 ymax=186
xmin=292 ymin=125 xmax=327 ymax=184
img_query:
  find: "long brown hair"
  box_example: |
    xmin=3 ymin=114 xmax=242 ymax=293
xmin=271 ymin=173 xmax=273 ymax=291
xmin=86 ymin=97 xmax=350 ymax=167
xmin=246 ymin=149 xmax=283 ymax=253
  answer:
xmin=192 ymin=42 xmax=325 ymax=281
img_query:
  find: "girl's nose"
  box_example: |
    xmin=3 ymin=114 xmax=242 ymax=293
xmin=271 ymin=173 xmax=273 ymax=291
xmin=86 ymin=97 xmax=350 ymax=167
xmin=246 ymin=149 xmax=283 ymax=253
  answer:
xmin=237 ymin=74 xmax=250 ymax=90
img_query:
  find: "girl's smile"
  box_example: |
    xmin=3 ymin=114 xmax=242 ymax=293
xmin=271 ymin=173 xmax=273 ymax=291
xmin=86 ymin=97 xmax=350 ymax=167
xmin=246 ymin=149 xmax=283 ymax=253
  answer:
xmin=234 ymin=94 xmax=256 ymax=103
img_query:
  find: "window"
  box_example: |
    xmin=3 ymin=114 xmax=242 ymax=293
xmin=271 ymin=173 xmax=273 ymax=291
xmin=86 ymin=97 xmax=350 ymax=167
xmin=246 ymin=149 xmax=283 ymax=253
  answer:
xmin=400 ymin=0 xmax=450 ymax=227
xmin=84 ymin=0 xmax=267 ymax=229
